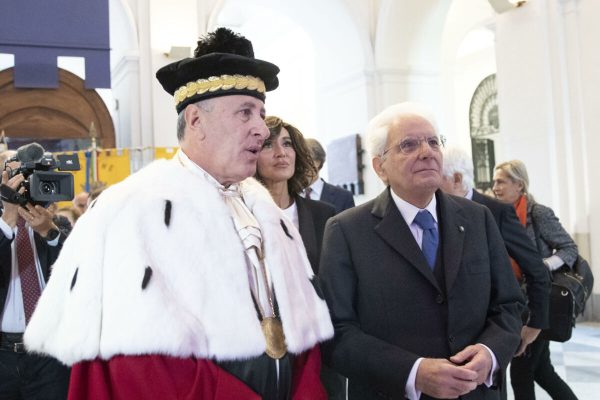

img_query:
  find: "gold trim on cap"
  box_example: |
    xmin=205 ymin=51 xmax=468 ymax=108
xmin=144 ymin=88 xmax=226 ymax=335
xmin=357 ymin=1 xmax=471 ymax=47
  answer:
xmin=174 ymin=74 xmax=266 ymax=106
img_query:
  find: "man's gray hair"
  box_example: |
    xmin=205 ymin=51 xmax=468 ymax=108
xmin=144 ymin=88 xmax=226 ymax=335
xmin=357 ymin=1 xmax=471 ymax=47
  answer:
xmin=365 ymin=101 xmax=439 ymax=160
xmin=176 ymin=110 xmax=186 ymax=141
xmin=442 ymin=146 xmax=474 ymax=192
xmin=305 ymin=138 xmax=326 ymax=170
xmin=176 ymin=99 xmax=215 ymax=141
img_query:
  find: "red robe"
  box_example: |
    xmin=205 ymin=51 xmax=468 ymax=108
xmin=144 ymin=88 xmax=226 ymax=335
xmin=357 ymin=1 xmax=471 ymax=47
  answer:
xmin=67 ymin=346 xmax=326 ymax=400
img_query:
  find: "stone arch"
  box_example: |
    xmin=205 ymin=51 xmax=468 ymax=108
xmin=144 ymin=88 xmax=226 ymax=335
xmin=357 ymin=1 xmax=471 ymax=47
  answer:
xmin=440 ymin=0 xmax=497 ymax=145
xmin=211 ymin=0 xmax=369 ymax=141
xmin=0 ymin=67 xmax=115 ymax=147
xmin=372 ymin=0 xmax=453 ymax=115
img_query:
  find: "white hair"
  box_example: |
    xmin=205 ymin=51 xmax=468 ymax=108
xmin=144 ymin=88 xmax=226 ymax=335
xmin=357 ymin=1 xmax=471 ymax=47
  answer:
xmin=442 ymin=146 xmax=474 ymax=192
xmin=365 ymin=102 xmax=439 ymax=160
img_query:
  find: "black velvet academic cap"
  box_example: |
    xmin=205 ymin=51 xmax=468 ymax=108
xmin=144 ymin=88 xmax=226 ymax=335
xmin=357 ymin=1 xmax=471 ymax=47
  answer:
xmin=156 ymin=28 xmax=279 ymax=113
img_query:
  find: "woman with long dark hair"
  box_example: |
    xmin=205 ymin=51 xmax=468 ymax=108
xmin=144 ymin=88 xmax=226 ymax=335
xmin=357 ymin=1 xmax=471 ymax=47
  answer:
xmin=255 ymin=116 xmax=335 ymax=274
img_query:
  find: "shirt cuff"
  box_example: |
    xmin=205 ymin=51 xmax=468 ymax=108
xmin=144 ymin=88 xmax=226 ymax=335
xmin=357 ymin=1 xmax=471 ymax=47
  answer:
xmin=46 ymin=234 xmax=60 ymax=246
xmin=405 ymin=358 xmax=423 ymax=400
xmin=0 ymin=217 xmax=14 ymax=239
xmin=544 ymin=255 xmax=564 ymax=271
xmin=479 ymin=344 xmax=499 ymax=387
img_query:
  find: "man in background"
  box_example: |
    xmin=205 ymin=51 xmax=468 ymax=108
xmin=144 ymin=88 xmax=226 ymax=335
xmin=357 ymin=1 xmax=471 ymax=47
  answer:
xmin=72 ymin=191 xmax=88 ymax=215
xmin=305 ymin=138 xmax=355 ymax=214
xmin=0 ymin=148 xmax=70 ymax=399
xmin=440 ymin=146 xmax=550 ymax=358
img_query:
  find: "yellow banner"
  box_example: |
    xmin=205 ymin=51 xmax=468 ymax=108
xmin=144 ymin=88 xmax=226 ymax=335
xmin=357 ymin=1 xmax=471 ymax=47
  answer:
xmin=154 ymin=147 xmax=178 ymax=160
xmin=55 ymin=148 xmax=177 ymax=209
xmin=98 ymin=148 xmax=131 ymax=186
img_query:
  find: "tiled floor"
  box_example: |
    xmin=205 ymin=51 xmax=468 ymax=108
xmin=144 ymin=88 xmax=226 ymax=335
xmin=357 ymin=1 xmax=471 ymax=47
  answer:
xmin=507 ymin=322 xmax=600 ymax=400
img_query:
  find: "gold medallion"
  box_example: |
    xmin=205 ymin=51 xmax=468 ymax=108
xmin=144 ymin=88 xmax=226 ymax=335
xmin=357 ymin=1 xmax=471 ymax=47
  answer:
xmin=261 ymin=317 xmax=287 ymax=359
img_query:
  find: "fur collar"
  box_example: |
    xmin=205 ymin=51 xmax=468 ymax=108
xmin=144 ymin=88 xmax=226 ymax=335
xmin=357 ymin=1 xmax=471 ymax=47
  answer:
xmin=24 ymin=158 xmax=333 ymax=366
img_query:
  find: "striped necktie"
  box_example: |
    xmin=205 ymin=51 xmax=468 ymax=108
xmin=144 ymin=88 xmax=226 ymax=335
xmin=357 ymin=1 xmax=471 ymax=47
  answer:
xmin=16 ymin=217 xmax=42 ymax=323
xmin=305 ymin=187 xmax=313 ymax=200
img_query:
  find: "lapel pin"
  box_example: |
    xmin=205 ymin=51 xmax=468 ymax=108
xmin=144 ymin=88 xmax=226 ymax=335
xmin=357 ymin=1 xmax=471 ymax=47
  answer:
xmin=458 ymin=225 xmax=465 ymax=232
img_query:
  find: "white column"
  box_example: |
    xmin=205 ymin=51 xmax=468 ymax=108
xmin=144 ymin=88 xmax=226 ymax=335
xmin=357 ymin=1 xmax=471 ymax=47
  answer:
xmin=135 ymin=0 xmax=155 ymax=169
xmin=111 ymin=55 xmax=140 ymax=150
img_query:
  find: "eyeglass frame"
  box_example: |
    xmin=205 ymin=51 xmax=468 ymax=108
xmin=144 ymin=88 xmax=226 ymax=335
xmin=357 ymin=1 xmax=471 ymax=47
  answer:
xmin=381 ymin=135 xmax=446 ymax=158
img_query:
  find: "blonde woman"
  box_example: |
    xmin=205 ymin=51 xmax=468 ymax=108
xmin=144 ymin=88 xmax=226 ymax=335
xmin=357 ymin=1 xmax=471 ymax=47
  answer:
xmin=493 ymin=160 xmax=578 ymax=400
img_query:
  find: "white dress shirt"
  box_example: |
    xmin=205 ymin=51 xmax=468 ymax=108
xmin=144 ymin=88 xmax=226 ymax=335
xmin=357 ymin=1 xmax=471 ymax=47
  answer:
xmin=282 ymin=201 xmax=299 ymax=231
xmin=0 ymin=218 xmax=54 ymax=333
xmin=302 ymin=177 xmax=324 ymax=200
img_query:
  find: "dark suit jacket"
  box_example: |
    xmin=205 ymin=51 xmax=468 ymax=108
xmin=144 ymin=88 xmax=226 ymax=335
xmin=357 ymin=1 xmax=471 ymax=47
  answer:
xmin=319 ymin=189 xmax=524 ymax=400
xmin=0 ymin=214 xmax=69 ymax=316
xmin=295 ymin=195 xmax=335 ymax=274
xmin=471 ymin=190 xmax=550 ymax=329
xmin=320 ymin=181 xmax=355 ymax=214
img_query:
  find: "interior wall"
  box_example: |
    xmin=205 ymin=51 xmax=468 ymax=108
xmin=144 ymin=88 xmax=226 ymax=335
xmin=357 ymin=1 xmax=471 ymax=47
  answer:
xmin=373 ymin=0 xmax=450 ymax=114
xmin=578 ymin=0 xmax=600 ymax=315
xmin=149 ymin=0 xmax=198 ymax=148
xmin=356 ymin=0 xmax=453 ymax=201
xmin=452 ymin=46 xmax=496 ymax=152
xmin=108 ymin=0 xmax=140 ymax=149
xmin=495 ymin=2 xmax=560 ymax=210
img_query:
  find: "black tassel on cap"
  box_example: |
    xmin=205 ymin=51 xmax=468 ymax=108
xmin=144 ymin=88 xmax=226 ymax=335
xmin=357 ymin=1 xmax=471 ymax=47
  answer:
xmin=194 ymin=28 xmax=254 ymax=58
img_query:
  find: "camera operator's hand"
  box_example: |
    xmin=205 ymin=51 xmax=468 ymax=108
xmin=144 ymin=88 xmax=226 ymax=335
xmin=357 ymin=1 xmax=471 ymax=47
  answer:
xmin=1 ymin=170 xmax=25 ymax=228
xmin=18 ymin=203 xmax=58 ymax=238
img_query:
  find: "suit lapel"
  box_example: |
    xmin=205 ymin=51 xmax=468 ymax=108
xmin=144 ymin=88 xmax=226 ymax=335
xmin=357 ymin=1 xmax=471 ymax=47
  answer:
xmin=372 ymin=189 xmax=440 ymax=290
xmin=437 ymin=192 xmax=467 ymax=292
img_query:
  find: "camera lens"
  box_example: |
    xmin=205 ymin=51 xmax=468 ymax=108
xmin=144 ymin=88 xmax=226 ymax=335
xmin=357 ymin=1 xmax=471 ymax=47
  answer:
xmin=39 ymin=181 xmax=57 ymax=195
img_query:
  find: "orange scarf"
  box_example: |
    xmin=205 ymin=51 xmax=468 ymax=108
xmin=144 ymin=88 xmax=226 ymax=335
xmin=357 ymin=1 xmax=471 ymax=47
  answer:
xmin=509 ymin=195 xmax=528 ymax=281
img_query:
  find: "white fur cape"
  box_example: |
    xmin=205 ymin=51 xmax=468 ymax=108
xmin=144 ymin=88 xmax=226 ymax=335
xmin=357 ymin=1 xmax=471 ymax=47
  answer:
xmin=24 ymin=158 xmax=333 ymax=366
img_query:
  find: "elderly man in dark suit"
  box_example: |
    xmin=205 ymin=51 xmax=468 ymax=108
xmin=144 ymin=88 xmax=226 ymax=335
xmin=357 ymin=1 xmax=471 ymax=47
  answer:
xmin=305 ymin=138 xmax=355 ymax=214
xmin=440 ymin=146 xmax=550 ymax=358
xmin=319 ymin=102 xmax=525 ymax=400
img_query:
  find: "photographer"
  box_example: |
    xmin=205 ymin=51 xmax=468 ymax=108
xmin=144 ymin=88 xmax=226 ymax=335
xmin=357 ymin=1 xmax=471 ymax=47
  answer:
xmin=0 ymin=149 xmax=70 ymax=399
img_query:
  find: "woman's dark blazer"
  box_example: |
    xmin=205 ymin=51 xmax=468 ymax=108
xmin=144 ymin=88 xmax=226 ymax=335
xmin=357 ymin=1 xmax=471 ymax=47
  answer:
xmin=526 ymin=199 xmax=578 ymax=267
xmin=294 ymin=195 xmax=335 ymax=274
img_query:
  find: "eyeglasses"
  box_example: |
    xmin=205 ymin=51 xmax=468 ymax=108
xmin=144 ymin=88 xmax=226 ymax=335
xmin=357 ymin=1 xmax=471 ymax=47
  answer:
xmin=382 ymin=135 xmax=446 ymax=156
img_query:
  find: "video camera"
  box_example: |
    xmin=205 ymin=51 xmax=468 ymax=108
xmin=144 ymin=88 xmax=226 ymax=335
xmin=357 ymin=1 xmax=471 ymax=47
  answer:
xmin=0 ymin=142 xmax=80 ymax=207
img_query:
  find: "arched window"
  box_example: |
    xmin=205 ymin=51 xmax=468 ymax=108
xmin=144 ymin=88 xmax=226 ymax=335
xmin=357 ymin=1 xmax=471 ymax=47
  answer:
xmin=469 ymin=74 xmax=499 ymax=191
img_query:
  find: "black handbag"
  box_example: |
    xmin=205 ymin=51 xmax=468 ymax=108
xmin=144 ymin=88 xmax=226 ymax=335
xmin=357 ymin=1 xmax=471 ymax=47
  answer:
xmin=539 ymin=256 xmax=593 ymax=342
xmin=531 ymin=206 xmax=594 ymax=342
